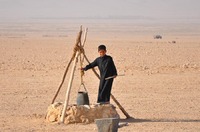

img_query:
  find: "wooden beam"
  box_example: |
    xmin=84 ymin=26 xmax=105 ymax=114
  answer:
xmin=60 ymin=52 xmax=79 ymax=123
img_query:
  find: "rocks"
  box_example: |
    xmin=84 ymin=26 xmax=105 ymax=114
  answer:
xmin=172 ymin=41 xmax=176 ymax=44
xmin=154 ymin=35 xmax=162 ymax=39
xmin=168 ymin=41 xmax=176 ymax=44
xmin=46 ymin=102 xmax=119 ymax=124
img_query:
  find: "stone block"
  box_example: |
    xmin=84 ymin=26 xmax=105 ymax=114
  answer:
xmin=95 ymin=118 xmax=119 ymax=132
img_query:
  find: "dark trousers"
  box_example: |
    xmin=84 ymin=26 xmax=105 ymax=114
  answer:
xmin=97 ymin=78 xmax=114 ymax=103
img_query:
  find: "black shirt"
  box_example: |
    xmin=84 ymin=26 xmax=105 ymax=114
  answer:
xmin=84 ymin=55 xmax=117 ymax=79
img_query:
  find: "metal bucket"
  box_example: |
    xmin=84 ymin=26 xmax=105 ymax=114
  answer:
xmin=76 ymin=84 xmax=90 ymax=105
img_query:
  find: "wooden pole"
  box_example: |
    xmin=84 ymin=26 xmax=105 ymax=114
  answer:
xmin=110 ymin=94 xmax=131 ymax=118
xmin=60 ymin=52 xmax=79 ymax=123
xmin=51 ymin=57 xmax=73 ymax=104
xmin=82 ymin=28 xmax=88 ymax=47
xmin=60 ymin=26 xmax=83 ymax=123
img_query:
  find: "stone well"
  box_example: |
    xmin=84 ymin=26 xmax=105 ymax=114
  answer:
xmin=46 ymin=102 xmax=120 ymax=124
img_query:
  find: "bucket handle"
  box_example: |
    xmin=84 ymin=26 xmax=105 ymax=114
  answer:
xmin=78 ymin=83 xmax=88 ymax=92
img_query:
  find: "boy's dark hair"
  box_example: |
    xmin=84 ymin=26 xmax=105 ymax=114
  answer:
xmin=98 ymin=45 xmax=106 ymax=51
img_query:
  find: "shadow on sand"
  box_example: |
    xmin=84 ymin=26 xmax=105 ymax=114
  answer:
xmin=120 ymin=117 xmax=200 ymax=123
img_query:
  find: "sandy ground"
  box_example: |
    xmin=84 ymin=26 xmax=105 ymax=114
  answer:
xmin=0 ymin=19 xmax=200 ymax=131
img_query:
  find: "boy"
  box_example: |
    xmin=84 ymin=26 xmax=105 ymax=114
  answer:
xmin=82 ymin=45 xmax=117 ymax=104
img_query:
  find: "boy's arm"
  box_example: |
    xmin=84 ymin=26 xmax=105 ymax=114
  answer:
xmin=83 ymin=58 xmax=98 ymax=71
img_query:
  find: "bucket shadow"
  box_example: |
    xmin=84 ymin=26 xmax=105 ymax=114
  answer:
xmin=120 ymin=117 xmax=200 ymax=123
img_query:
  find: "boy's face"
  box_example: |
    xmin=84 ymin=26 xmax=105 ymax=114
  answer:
xmin=99 ymin=49 xmax=106 ymax=57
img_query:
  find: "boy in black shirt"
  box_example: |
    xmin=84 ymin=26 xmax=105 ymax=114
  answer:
xmin=82 ymin=45 xmax=117 ymax=104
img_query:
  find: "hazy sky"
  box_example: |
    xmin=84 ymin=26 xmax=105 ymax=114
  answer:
xmin=0 ymin=0 xmax=200 ymax=19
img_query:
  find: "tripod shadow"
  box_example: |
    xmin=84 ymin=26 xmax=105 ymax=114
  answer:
xmin=120 ymin=117 xmax=200 ymax=123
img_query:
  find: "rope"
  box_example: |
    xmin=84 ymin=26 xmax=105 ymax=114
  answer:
xmin=80 ymin=54 xmax=84 ymax=84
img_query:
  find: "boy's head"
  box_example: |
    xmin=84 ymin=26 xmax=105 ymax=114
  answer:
xmin=98 ymin=45 xmax=106 ymax=57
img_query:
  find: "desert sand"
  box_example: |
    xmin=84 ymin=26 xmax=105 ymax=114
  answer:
xmin=0 ymin=18 xmax=200 ymax=131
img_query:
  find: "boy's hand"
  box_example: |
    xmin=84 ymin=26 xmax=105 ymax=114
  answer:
xmin=78 ymin=67 xmax=84 ymax=71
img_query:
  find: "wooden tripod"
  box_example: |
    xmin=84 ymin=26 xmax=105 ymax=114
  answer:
xmin=51 ymin=26 xmax=131 ymax=123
